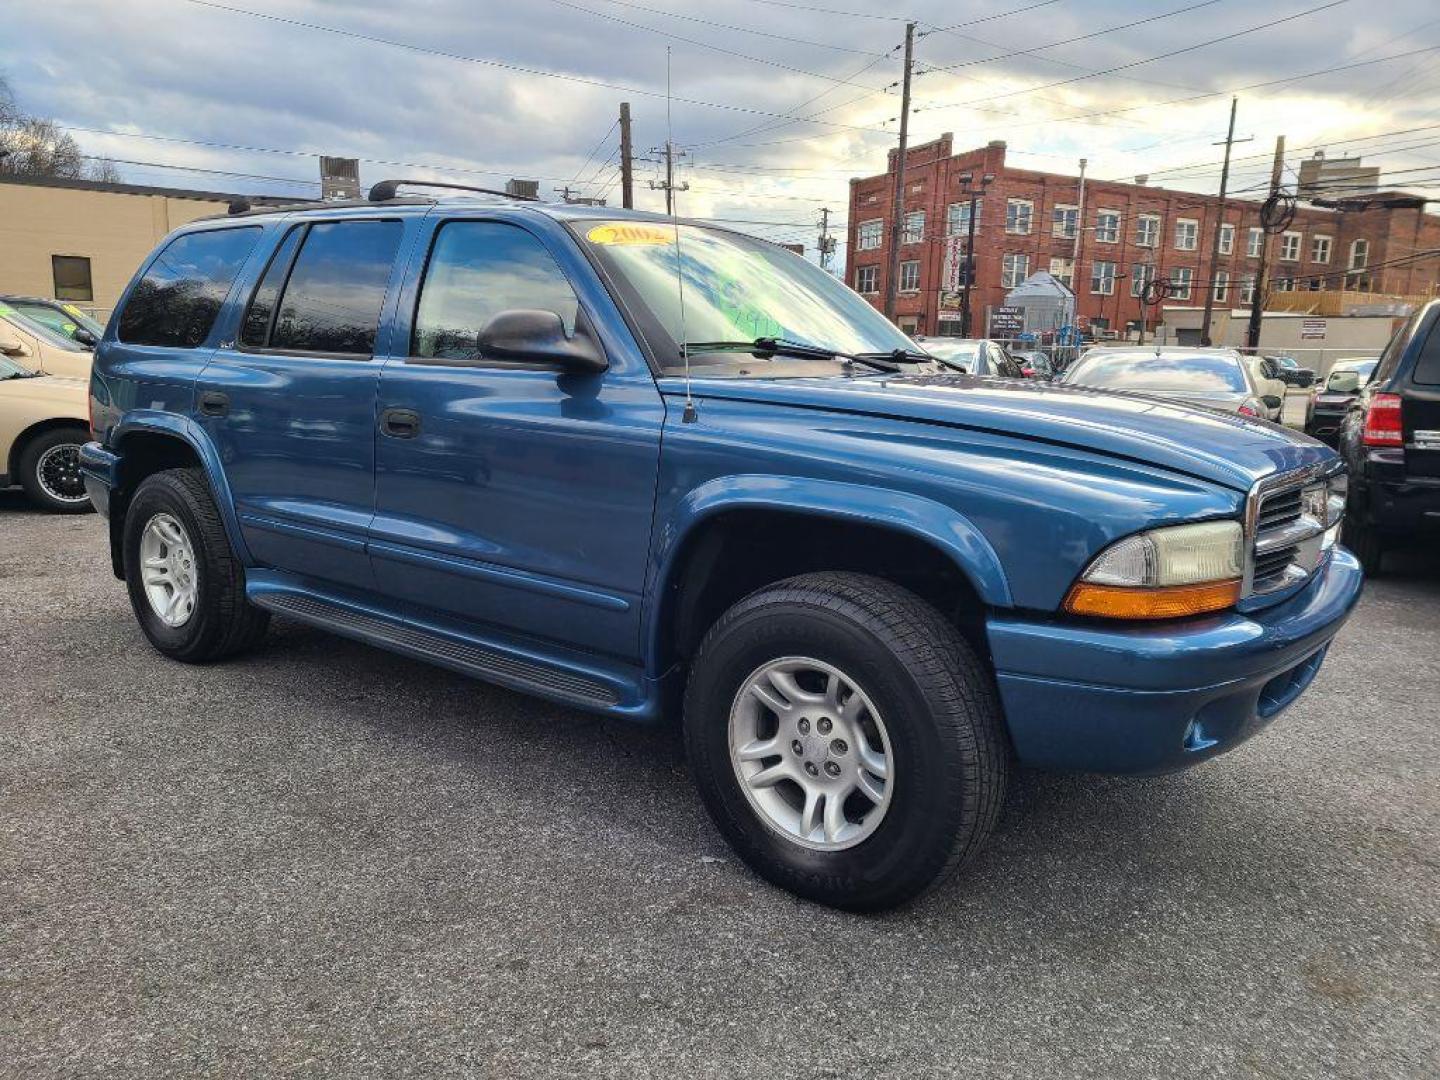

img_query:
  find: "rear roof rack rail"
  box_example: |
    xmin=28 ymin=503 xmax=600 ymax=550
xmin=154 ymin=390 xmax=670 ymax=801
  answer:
xmin=368 ymin=179 xmax=540 ymax=203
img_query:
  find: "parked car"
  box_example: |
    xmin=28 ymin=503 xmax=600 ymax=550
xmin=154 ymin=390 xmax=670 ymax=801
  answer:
xmin=82 ymin=195 xmax=1361 ymax=910
xmin=916 ymin=337 xmax=1026 ymax=377
xmin=0 ymin=295 xmax=105 ymax=348
xmin=0 ymin=355 xmax=92 ymax=512
xmin=1060 ymin=347 xmax=1281 ymax=419
xmin=1010 ymin=349 xmax=1054 ymax=380
xmin=1336 ymin=301 xmax=1440 ymax=574
xmin=0 ymin=306 xmax=95 ymax=380
xmin=1305 ymin=358 xmax=1378 ymax=445
xmin=1245 ymin=355 xmax=1291 ymax=419
xmin=1266 ymin=354 xmax=1316 ymax=388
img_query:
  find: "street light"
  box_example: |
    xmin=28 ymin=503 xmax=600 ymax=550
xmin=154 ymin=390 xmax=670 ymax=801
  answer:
xmin=957 ymin=172 xmax=994 ymax=338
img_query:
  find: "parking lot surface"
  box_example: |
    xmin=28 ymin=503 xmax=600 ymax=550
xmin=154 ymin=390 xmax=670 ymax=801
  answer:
xmin=2 ymin=493 xmax=1437 ymax=1079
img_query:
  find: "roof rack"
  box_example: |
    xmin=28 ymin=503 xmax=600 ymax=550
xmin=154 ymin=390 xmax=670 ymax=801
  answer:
xmin=368 ymin=179 xmax=540 ymax=203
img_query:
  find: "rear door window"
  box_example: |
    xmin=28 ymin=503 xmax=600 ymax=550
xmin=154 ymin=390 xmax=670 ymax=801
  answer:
xmin=118 ymin=227 xmax=262 ymax=347
xmin=251 ymin=220 xmax=404 ymax=356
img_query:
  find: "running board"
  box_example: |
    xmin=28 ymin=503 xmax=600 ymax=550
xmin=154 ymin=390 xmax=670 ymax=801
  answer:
xmin=249 ymin=585 xmax=630 ymax=712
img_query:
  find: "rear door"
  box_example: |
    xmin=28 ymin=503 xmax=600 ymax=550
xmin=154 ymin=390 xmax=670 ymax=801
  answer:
xmin=1404 ymin=306 xmax=1440 ymax=478
xmin=196 ymin=215 xmax=412 ymax=591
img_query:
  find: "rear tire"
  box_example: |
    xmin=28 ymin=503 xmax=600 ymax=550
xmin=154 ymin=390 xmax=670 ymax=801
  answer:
xmin=683 ymin=572 xmax=1008 ymax=912
xmin=1342 ymin=512 xmax=1384 ymax=576
xmin=123 ymin=468 xmax=269 ymax=662
xmin=17 ymin=426 xmax=93 ymax=513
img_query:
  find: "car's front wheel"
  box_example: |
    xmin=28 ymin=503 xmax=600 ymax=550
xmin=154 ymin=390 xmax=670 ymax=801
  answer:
xmin=684 ymin=572 xmax=1008 ymax=911
xmin=123 ymin=468 xmax=269 ymax=662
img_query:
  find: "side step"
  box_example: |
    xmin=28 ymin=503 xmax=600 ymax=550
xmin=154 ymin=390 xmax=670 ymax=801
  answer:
xmin=250 ymin=588 xmax=629 ymax=711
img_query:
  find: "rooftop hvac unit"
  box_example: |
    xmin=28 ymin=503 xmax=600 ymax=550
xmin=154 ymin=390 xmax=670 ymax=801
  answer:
xmin=505 ymin=178 xmax=540 ymax=200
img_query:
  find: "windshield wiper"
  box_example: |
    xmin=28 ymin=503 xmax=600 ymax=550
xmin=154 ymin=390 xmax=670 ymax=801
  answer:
xmin=686 ymin=337 xmax=924 ymax=374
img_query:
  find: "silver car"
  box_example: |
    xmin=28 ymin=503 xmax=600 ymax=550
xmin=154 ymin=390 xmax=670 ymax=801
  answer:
xmin=1059 ymin=346 xmax=1276 ymax=419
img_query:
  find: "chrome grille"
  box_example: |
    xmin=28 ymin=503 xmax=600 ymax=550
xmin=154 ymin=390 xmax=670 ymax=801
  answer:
xmin=1244 ymin=463 xmax=1342 ymax=597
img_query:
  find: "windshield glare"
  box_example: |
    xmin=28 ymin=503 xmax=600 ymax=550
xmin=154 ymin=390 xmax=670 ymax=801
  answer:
xmin=579 ymin=221 xmax=916 ymax=371
xmin=1064 ymin=353 xmax=1246 ymax=393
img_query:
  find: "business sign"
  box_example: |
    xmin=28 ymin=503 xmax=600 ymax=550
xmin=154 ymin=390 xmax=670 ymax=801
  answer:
xmin=1301 ymin=318 xmax=1327 ymax=340
xmin=989 ymin=305 xmax=1024 ymax=337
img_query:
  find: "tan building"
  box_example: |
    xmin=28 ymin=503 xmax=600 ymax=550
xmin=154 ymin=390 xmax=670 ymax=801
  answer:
xmin=0 ymin=174 xmax=284 ymax=321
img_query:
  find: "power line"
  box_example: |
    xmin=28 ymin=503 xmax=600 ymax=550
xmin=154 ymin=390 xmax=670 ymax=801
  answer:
xmin=568 ymin=118 xmax=619 ymax=184
xmin=559 ymin=0 xmax=887 ymax=55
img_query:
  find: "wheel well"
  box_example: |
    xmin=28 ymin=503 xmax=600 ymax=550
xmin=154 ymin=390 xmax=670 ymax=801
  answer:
xmin=107 ymin=432 xmax=204 ymax=579
xmin=8 ymin=417 xmax=89 ymax=478
xmin=657 ymin=510 xmax=990 ymax=674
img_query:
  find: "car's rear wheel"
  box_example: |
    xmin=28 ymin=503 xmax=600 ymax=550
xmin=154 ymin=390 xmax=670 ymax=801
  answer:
xmin=1342 ymin=511 xmax=1385 ymax=576
xmin=17 ymin=426 xmax=93 ymax=513
xmin=123 ymin=468 xmax=269 ymax=662
xmin=684 ymin=572 xmax=1008 ymax=912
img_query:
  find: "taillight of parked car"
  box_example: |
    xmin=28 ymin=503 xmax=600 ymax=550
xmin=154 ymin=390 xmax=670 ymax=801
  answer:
xmin=1021 ymin=367 xmax=1035 ymax=377
xmin=1238 ymin=399 xmax=1263 ymax=418
xmin=1362 ymin=393 xmax=1404 ymax=447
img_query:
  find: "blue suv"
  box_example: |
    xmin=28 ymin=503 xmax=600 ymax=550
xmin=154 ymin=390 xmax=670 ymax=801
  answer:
xmin=81 ymin=187 xmax=1363 ymax=910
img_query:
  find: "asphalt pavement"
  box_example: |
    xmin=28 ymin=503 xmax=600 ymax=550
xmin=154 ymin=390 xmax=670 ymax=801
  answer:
xmin=2 ymin=491 xmax=1437 ymax=1079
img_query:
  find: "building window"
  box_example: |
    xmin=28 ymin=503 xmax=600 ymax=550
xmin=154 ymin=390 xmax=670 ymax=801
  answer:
xmin=51 ymin=255 xmax=93 ymax=302
xmin=902 ymin=211 xmax=925 ymax=245
xmin=1174 ymin=219 xmax=1198 ymax=251
xmin=1246 ymin=227 xmax=1263 ymax=258
xmin=1094 ymin=210 xmax=1120 ymax=244
xmin=1239 ymin=273 xmax=1257 ymax=305
xmin=947 ymin=200 xmax=981 ymax=235
xmin=1349 ymin=238 xmax=1369 ymax=270
xmin=1048 ymin=257 xmax=1074 ymax=288
xmin=899 ymin=260 xmax=920 ymax=293
xmin=1276 ymin=276 xmax=1297 ymax=292
xmin=855 ymin=265 xmax=879 ymax=294
xmin=857 ymin=219 xmax=883 ymax=252
xmin=1169 ymin=266 xmax=1193 ymax=300
xmin=1005 ymin=199 xmax=1033 ymax=235
xmin=1130 ymin=263 xmax=1154 ymax=298
xmin=1091 ymin=260 xmax=1117 ymax=295
xmin=1218 ymin=223 xmax=1235 ymax=255
xmin=1280 ymin=231 xmax=1302 ymax=262
xmin=1052 ymin=204 xmax=1078 ymax=239
xmin=1213 ymin=270 xmax=1229 ymax=304
xmin=1135 ymin=214 xmax=1159 ymax=248
xmin=1002 ymin=252 xmax=1030 ymax=288
xmin=1311 ymin=234 xmax=1332 ymax=263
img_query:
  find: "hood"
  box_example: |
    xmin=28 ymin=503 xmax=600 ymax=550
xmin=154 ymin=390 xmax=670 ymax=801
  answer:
xmin=1 ymin=372 xmax=89 ymax=412
xmin=667 ymin=372 xmax=1334 ymax=493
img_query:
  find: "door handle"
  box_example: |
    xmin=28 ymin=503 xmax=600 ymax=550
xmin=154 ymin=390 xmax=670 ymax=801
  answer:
xmin=381 ymin=408 xmax=421 ymax=438
xmin=198 ymin=391 xmax=229 ymax=417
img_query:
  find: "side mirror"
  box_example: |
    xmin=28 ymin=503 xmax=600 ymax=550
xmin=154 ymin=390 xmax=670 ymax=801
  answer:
xmin=0 ymin=324 xmax=30 ymax=357
xmin=72 ymin=327 xmax=99 ymax=348
xmin=477 ymin=309 xmax=607 ymax=374
xmin=1262 ymin=394 xmax=1283 ymax=411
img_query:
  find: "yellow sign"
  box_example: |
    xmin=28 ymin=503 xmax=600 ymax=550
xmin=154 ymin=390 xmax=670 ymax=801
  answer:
xmin=586 ymin=222 xmax=675 ymax=246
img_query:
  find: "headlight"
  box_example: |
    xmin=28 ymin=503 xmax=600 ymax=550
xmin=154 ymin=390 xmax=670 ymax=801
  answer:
xmin=1064 ymin=521 xmax=1244 ymax=619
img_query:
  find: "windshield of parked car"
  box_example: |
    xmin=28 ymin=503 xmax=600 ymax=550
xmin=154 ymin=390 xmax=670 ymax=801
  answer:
xmin=5 ymin=300 xmax=104 ymax=342
xmin=0 ymin=307 xmax=88 ymax=352
xmin=922 ymin=340 xmax=983 ymax=369
xmin=1328 ymin=361 xmax=1377 ymax=389
xmin=577 ymin=220 xmax=918 ymax=374
xmin=1062 ymin=352 xmax=1247 ymax=393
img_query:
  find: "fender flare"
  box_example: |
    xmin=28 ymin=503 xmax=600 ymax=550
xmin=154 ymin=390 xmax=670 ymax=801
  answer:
xmin=110 ymin=411 xmax=254 ymax=566
xmin=644 ymin=474 xmax=1013 ymax=667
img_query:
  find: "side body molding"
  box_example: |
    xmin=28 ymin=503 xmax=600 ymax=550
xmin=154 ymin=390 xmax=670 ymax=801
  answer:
xmin=644 ymin=473 xmax=1013 ymax=670
xmin=111 ymin=410 xmax=254 ymax=566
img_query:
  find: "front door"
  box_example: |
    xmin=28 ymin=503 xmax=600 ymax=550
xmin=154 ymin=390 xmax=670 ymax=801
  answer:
xmin=197 ymin=215 xmax=411 ymax=591
xmin=370 ymin=216 xmax=664 ymax=660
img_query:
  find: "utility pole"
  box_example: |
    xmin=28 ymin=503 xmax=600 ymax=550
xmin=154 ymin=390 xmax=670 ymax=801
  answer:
xmin=1201 ymin=98 xmax=1242 ymax=346
xmin=882 ymin=21 xmax=916 ymax=323
xmin=817 ymin=207 xmax=836 ymax=273
xmin=649 ymin=142 xmax=688 ymax=214
xmin=619 ymin=102 xmax=634 ymax=209
xmin=1245 ymin=134 xmax=1285 ymax=350
xmin=958 ymin=172 xmax=992 ymax=338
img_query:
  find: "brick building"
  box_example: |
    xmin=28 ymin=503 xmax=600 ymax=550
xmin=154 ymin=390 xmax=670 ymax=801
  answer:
xmin=846 ymin=134 xmax=1440 ymax=338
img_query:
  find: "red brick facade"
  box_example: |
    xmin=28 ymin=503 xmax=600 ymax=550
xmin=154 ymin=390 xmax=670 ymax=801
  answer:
xmin=846 ymin=135 xmax=1440 ymax=337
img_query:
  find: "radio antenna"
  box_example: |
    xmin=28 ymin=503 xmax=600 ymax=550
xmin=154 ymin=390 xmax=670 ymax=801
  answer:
xmin=665 ymin=46 xmax=697 ymax=424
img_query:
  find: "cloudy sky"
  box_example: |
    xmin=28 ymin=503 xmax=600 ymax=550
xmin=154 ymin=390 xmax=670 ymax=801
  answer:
xmin=5 ymin=0 xmax=1439 ymax=256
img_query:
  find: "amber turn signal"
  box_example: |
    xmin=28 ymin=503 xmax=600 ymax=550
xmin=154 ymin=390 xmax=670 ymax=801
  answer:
xmin=1063 ymin=578 xmax=1242 ymax=620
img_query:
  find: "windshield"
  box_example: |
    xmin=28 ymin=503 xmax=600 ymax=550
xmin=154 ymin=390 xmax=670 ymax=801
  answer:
xmin=577 ymin=220 xmax=916 ymax=373
xmin=0 ymin=306 xmax=87 ymax=352
xmin=1328 ymin=361 xmax=1377 ymax=389
xmin=1063 ymin=352 xmax=1246 ymax=393
xmin=923 ymin=340 xmax=982 ymax=368
xmin=5 ymin=299 xmax=103 ymax=342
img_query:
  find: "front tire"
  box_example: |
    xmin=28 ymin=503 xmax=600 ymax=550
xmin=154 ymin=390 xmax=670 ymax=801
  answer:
xmin=684 ymin=572 xmax=1008 ymax=912
xmin=18 ymin=426 xmax=93 ymax=513
xmin=123 ymin=468 xmax=269 ymax=662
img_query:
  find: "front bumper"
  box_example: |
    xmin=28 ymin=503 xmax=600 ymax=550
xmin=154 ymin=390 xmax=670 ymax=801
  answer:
xmin=79 ymin=441 xmax=119 ymax=518
xmin=986 ymin=547 xmax=1364 ymax=774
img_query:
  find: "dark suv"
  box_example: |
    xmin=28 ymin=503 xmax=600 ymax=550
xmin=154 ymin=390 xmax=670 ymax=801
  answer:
xmin=80 ymin=187 xmax=1362 ymax=910
xmin=1338 ymin=300 xmax=1440 ymax=573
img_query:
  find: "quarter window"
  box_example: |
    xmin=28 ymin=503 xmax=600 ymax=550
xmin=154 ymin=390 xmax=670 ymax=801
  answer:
xmin=118 ymin=227 xmax=262 ymax=348
xmin=856 ymin=219 xmax=883 ymax=251
xmin=414 ymin=221 xmax=579 ymax=361
xmin=52 ymin=255 xmax=93 ymax=302
xmin=266 ymin=221 xmax=403 ymax=355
